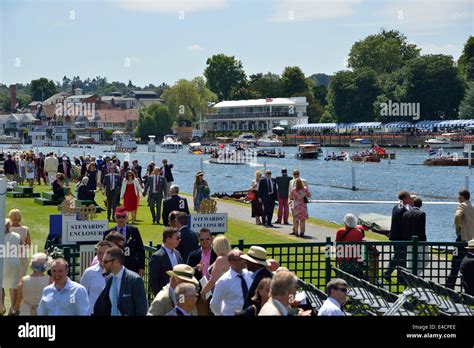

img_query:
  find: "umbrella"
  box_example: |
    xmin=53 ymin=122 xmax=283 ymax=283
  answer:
xmin=272 ymin=126 xmax=285 ymax=130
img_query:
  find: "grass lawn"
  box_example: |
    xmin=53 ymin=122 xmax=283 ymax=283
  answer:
xmin=6 ymin=185 xmax=302 ymax=250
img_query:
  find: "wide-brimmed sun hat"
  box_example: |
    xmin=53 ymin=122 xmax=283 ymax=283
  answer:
xmin=166 ymin=264 xmax=199 ymax=285
xmin=240 ymin=246 xmax=271 ymax=266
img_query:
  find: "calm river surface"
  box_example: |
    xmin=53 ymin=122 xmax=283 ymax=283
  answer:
xmin=28 ymin=144 xmax=470 ymax=242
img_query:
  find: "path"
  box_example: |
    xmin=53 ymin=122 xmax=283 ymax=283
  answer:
xmin=214 ymin=198 xmax=336 ymax=241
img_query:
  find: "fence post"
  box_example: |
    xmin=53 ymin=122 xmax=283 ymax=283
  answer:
xmin=325 ymin=237 xmax=332 ymax=285
xmin=238 ymin=239 xmax=244 ymax=251
xmin=411 ymin=236 xmax=419 ymax=275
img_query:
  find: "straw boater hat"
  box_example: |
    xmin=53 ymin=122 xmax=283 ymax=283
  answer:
xmin=166 ymin=264 xmax=199 ymax=286
xmin=240 ymin=246 xmax=271 ymax=266
xmin=196 ymin=171 xmax=204 ymax=178
xmin=466 ymin=239 xmax=474 ymax=250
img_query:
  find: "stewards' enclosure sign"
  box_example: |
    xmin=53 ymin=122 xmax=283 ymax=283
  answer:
xmin=61 ymin=215 xmax=108 ymax=244
xmin=190 ymin=213 xmax=228 ymax=233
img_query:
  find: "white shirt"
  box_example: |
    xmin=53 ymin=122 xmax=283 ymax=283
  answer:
xmin=109 ymin=266 xmax=125 ymax=316
xmin=163 ymin=245 xmax=178 ymax=267
xmin=80 ymin=263 xmax=106 ymax=312
xmin=210 ymin=268 xmax=253 ymax=316
xmin=318 ymin=297 xmax=345 ymax=316
xmin=38 ymin=279 xmax=90 ymax=316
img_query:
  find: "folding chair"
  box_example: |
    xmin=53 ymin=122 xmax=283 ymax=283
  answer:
xmin=333 ymin=267 xmax=375 ymax=315
xmin=429 ymin=281 xmax=473 ymax=316
xmin=398 ymin=267 xmax=441 ymax=315
xmin=461 ymin=293 xmax=474 ymax=312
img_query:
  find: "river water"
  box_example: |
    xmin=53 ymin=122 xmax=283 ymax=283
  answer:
xmin=26 ymin=144 xmax=469 ymax=242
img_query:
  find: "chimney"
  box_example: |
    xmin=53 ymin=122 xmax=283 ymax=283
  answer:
xmin=10 ymin=84 xmax=17 ymax=112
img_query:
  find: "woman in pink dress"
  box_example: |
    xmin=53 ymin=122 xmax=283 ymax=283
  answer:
xmin=289 ymin=178 xmax=311 ymax=237
xmin=120 ymin=170 xmax=141 ymax=224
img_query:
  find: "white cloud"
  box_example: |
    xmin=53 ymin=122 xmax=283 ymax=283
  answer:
xmin=418 ymin=43 xmax=461 ymax=59
xmin=268 ymin=0 xmax=362 ymax=22
xmin=378 ymin=0 xmax=472 ymax=29
xmin=116 ymin=0 xmax=230 ymax=14
xmin=187 ymin=44 xmax=204 ymax=51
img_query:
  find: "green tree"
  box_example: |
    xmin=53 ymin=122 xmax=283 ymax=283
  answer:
xmin=458 ymin=36 xmax=474 ymax=81
xmin=136 ymin=103 xmax=174 ymax=140
xmin=398 ymin=54 xmax=464 ymax=119
xmin=281 ymin=66 xmax=309 ymax=96
xmin=459 ymin=82 xmax=474 ymax=119
xmin=348 ymin=29 xmax=420 ymax=74
xmin=16 ymin=94 xmax=32 ymax=108
xmin=30 ymin=78 xmax=57 ymax=101
xmin=162 ymin=77 xmax=217 ymax=124
xmin=326 ymin=68 xmax=380 ymax=123
xmin=313 ymin=84 xmax=328 ymax=106
xmin=204 ymin=54 xmax=246 ymax=100
xmin=249 ymin=72 xmax=283 ymax=98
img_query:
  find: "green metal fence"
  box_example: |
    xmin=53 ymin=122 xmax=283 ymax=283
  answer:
xmin=50 ymin=237 xmax=467 ymax=302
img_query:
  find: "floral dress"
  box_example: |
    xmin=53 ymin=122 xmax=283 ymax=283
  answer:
xmin=194 ymin=180 xmax=209 ymax=211
xmin=290 ymin=187 xmax=310 ymax=221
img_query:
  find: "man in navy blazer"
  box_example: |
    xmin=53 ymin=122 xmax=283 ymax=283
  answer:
xmin=94 ymin=247 xmax=148 ymax=316
xmin=149 ymin=227 xmax=184 ymax=295
xmin=258 ymin=170 xmax=278 ymax=227
xmin=162 ymin=185 xmax=190 ymax=226
xmin=175 ymin=212 xmax=199 ymax=263
xmin=103 ymin=207 xmax=145 ymax=276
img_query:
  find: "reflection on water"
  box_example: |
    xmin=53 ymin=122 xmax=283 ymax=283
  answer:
xmin=27 ymin=144 xmax=467 ymax=242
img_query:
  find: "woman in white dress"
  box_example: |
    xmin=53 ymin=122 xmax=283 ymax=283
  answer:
xmin=14 ymin=253 xmax=51 ymax=316
xmin=25 ymin=155 xmax=35 ymax=186
xmin=2 ymin=219 xmax=21 ymax=316
xmin=9 ymin=209 xmax=31 ymax=278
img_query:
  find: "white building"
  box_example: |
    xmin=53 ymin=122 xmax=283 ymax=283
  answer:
xmin=30 ymin=126 xmax=50 ymax=147
xmin=203 ymin=97 xmax=309 ymax=131
xmin=51 ymin=127 xmax=68 ymax=147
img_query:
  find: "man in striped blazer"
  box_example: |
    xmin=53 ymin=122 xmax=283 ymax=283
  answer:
xmin=94 ymin=247 xmax=148 ymax=316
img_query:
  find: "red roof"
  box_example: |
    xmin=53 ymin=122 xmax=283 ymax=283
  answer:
xmin=97 ymin=109 xmax=139 ymax=123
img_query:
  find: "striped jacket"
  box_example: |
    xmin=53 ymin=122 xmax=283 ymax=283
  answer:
xmin=93 ymin=267 xmax=148 ymax=316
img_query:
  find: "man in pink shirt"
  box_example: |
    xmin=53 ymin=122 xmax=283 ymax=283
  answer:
xmin=186 ymin=228 xmax=217 ymax=280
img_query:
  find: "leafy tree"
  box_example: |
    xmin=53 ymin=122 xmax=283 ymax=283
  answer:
xmin=249 ymin=72 xmax=284 ymax=98
xmin=458 ymin=36 xmax=474 ymax=81
xmin=398 ymin=54 xmax=464 ymax=119
xmin=30 ymin=78 xmax=57 ymax=101
xmin=281 ymin=66 xmax=309 ymax=96
xmin=162 ymin=77 xmax=217 ymax=124
xmin=204 ymin=54 xmax=246 ymax=100
xmin=313 ymin=84 xmax=328 ymax=106
xmin=326 ymin=68 xmax=380 ymax=123
xmin=136 ymin=103 xmax=173 ymax=140
xmin=16 ymin=94 xmax=32 ymax=108
xmin=459 ymin=82 xmax=474 ymax=119
xmin=348 ymin=29 xmax=420 ymax=74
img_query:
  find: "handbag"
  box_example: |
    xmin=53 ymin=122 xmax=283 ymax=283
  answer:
xmin=246 ymin=190 xmax=256 ymax=201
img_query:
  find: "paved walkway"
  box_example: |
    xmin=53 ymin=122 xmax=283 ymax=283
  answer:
xmin=215 ymin=198 xmax=337 ymax=241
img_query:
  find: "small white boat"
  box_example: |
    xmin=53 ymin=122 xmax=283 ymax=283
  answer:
xmin=232 ymin=133 xmax=257 ymax=147
xmin=349 ymin=138 xmax=372 ymax=148
xmin=161 ymin=134 xmax=183 ymax=149
xmin=425 ymin=133 xmax=463 ymax=149
xmin=112 ymin=131 xmax=137 ymax=152
xmin=256 ymin=133 xmax=283 ymax=147
xmin=296 ymin=144 xmax=319 ymax=159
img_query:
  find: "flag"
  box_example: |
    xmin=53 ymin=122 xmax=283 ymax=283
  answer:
xmin=373 ymin=145 xmax=386 ymax=155
xmin=218 ymin=143 xmax=225 ymax=149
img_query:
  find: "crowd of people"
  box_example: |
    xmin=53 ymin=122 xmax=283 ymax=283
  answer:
xmin=1 ymin=149 xmax=473 ymax=316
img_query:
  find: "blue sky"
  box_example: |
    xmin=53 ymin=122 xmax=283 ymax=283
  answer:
xmin=1 ymin=0 xmax=472 ymax=86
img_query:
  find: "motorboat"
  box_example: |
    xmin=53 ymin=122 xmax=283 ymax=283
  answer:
xmin=256 ymin=148 xmax=285 ymax=158
xmin=349 ymin=138 xmax=372 ymax=148
xmin=188 ymin=142 xmax=205 ymax=155
xmin=425 ymin=133 xmax=463 ymax=149
xmin=350 ymin=154 xmax=381 ymax=162
xmin=256 ymin=133 xmax=283 ymax=147
xmin=161 ymin=134 xmax=183 ymax=149
xmin=296 ymin=144 xmax=319 ymax=159
xmin=324 ymin=152 xmax=349 ymax=161
xmin=112 ymin=131 xmax=137 ymax=152
xmin=232 ymin=133 xmax=257 ymax=147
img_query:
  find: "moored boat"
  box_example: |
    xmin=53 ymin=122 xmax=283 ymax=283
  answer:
xmin=296 ymin=144 xmax=319 ymax=159
xmin=425 ymin=133 xmax=463 ymax=149
xmin=349 ymin=138 xmax=372 ymax=148
xmin=161 ymin=134 xmax=183 ymax=149
xmin=256 ymin=133 xmax=283 ymax=147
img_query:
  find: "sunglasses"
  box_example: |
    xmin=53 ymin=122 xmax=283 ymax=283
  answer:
xmin=200 ymin=238 xmax=211 ymax=241
xmin=336 ymin=287 xmax=348 ymax=293
xmin=115 ymin=215 xmax=127 ymax=219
